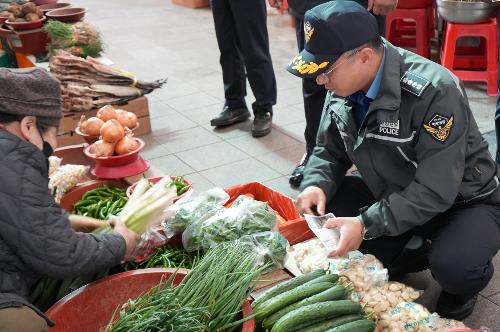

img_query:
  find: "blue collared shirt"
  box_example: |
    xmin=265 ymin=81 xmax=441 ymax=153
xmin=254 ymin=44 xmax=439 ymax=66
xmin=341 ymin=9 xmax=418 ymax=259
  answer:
xmin=349 ymin=46 xmax=386 ymax=129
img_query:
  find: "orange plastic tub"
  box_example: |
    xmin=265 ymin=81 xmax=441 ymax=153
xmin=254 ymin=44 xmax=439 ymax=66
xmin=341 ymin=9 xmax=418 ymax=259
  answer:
xmin=46 ymin=268 xmax=255 ymax=332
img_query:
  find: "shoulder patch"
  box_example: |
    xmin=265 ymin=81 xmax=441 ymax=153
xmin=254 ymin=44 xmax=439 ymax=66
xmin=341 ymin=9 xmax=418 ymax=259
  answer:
xmin=400 ymin=71 xmax=431 ymax=97
xmin=423 ymin=113 xmax=454 ymax=143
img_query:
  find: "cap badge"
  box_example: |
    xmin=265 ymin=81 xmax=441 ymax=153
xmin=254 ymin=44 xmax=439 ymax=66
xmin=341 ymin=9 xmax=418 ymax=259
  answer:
xmin=289 ymin=55 xmax=329 ymax=75
xmin=304 ymin=21 xmax=314 ymax=44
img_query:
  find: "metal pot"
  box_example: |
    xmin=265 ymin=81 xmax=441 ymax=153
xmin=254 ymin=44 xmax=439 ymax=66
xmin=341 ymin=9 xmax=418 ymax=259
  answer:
xmin=437 ymin=0 xmax=500 ymax=24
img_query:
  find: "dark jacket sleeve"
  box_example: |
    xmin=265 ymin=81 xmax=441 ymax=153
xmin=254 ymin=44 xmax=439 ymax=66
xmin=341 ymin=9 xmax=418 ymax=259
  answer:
xmin=360 ymin=83 xmax=469 ymax=237
xmin=1 ymin=155 xmax=126 ymax=279
xmin=300 ymin=95 xmax=353 ymax=200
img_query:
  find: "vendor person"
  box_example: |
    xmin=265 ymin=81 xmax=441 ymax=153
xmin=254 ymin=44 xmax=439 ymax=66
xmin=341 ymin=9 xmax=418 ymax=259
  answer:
xmin=0 ymin=68 xmax=138 ymax=332
xmin=291 ymin=1 xmax=500 ymax=320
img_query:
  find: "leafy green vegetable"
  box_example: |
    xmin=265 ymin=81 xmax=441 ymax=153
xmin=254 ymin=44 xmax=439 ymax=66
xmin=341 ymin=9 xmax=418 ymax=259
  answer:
xmin=182 ymin=195 xmax=277 ymax=252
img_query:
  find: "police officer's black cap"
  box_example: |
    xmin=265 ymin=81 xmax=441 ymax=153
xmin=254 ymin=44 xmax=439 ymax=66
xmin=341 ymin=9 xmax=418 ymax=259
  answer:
xmin=287 ymin=0 xmax=379 ymax=78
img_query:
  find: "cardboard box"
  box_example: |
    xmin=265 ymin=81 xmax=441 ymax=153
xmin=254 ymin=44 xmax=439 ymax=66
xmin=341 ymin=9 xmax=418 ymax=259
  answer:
xmin=57 ymin=97 xmax=152 ymax=147
xmin=172 ymin=0 xmax=209 ymax=9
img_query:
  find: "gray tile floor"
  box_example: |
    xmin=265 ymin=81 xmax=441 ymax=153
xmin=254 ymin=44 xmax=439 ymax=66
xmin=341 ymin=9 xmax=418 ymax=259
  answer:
xmin=80 ymin=0 xmax=499 ymax=328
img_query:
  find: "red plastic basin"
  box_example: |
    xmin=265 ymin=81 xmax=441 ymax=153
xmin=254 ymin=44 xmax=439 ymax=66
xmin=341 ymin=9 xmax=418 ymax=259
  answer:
xmin=46 ymin=268 xmax=255 ymax=332
xmin=397 ymin=0 xmax=434 ymax=9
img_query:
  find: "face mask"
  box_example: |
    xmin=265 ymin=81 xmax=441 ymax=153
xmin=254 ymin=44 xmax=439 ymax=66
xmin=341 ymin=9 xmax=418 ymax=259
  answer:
xmin=42 ymin=140 xmax=54 ymax=160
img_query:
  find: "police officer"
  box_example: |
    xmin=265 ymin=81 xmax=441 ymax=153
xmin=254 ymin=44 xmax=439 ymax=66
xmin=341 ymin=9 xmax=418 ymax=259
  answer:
xmin=209 ymin=0 xmax=277 ymax=137
xmin=290 ymin=1 xmax=500 ymax=320
xmin=272 ymin=0 xmax=397 ymax=187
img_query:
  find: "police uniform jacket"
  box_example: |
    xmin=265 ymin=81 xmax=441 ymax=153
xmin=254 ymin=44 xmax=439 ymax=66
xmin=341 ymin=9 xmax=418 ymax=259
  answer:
xmin=300 ymin=40 xmax=500 ymax=238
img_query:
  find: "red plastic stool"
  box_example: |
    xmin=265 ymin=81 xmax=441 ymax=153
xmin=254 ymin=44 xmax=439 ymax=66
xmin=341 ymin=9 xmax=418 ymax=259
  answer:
xmin=386 ymin=1 xmax=434 ymax=58
xmin=441 ymin=18 xmax=498 ymax=96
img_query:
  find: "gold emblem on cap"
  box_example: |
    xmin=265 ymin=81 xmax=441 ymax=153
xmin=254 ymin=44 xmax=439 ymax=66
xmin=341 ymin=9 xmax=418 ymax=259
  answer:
xmin=289 ymin=55 xmax=329 ymax=75
xmin=304 ymin=21 xmax=314 ymax=44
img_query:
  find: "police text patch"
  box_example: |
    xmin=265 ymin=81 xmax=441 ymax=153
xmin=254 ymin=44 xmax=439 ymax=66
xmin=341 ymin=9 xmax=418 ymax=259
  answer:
xmin=401 ymin=71 xmax=430 ymax=97
xmin=423 ymin=113 xmax=454 ymax=143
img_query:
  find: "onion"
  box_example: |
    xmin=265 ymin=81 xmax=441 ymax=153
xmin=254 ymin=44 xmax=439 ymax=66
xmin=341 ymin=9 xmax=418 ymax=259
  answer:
xmin=80 ymin=116 xmax=104 ymax=136
xmin=100 ymin=119 xmax=125 ymax=143
xmin=96 ymin=105 xmax=117 ymax=122
xmin=89 ymin=140 xmax=115 ymax=157
xmin=115 ymin=134 xmax=139 ymax=155
xmin=115 ymin=109 xmax=138 ymax=129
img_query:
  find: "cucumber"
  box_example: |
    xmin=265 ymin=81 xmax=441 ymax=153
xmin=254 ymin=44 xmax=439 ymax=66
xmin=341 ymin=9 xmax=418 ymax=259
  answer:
xmin=262 ymin=284 xmax=346 ymax=329
xmin=270 ymin=300 xmax=362 ymax=332
xmin=252 ymin=269 xmax=325 ymax=309
xmin=325 ymin=319 xmax=376 ymax=332
xmin=305 ymin=273 xmax=339 ymax=285
xmin=302 ymin=314 xmax=364 ymax=332
xmin=255 ymin=282 xmax=334 ymax=321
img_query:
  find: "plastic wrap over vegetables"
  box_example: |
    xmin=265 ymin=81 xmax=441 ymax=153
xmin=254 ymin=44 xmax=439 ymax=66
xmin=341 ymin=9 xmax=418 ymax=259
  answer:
xmin=182 ymin=195 xmax=277 ymax=252
xmin=162 ymin=188 xmax=229 ymax=239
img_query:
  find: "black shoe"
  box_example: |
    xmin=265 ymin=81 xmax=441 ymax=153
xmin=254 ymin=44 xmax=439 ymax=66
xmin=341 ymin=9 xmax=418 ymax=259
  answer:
xmin=252 ymin=112 xmax=272 ymax=137
xmin=436 ymin=291 xmax=478 ymax=320
xmin=210 ymin=105 xmax=250 ymax=127
xmin=289 ymin=153 xmax=310 ymax=187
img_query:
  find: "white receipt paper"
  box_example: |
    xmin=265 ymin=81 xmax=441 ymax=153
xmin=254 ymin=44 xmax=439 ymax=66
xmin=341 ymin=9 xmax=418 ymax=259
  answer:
xmin=304 ymin=213 xmax=340 ymax=252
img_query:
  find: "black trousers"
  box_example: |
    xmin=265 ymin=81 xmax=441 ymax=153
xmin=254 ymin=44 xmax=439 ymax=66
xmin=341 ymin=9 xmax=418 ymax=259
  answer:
xmin=326 ymin=176 xmax=500 ymax=297
xmin=294 ymin=5 xmax=386 ymax=154
xmin=210 ymin=0 xmax=277 ymax=115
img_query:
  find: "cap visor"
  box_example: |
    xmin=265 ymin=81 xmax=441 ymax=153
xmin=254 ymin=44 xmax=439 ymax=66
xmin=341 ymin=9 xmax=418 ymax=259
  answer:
xmin=286 ymin=48 xmax=340 ymax=79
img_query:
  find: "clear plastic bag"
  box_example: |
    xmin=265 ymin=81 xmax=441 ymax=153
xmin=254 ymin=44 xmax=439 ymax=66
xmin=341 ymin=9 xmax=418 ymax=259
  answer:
xmin=376 ymin=302 xmax=431 ymax=332
xmin=48 ymin=164 xmax=89 ymax=203
xmin=329 ymin=251 xmax=388 ymax=291
xmin=182 ymin=195 xmax=277 ymax=252
xmin=291 ymin=238 xmax=330 ymax=273
xmin=424 ymin=313 xmax=471 ymax=331
xmin=162 ymin=188 xmax=230 ymax=239
xmin=351 ymin=281 xmax=421 ymax=316
xmin=239 ymin=231 xmax=289 ymax=272
xmin=129 ymin=225 xmax=167 ymax=263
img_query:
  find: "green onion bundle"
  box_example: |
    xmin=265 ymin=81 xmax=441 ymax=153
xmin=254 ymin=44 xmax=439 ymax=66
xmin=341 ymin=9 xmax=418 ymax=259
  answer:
xmin=106 ymin=273 xmax=208 ymax=332
xmin=175 ymin=241 xmax=269 ymax=331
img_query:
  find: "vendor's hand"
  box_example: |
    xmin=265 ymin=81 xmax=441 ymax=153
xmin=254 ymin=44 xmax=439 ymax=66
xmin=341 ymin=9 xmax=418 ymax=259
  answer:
xmin=68 ymin=214 xmax=109 ymax=233
xmin=367 ymin=0 xmax=398 ymax=15
xmin=296 ymin=186 xmax=327 ymax=215
xmin=324 ymin=217 xmax=364 ymax=257
xmin=110 ymin=218 xmax=139 ymax=261
xmin=267 ymin=0 xmax=282 ymax=9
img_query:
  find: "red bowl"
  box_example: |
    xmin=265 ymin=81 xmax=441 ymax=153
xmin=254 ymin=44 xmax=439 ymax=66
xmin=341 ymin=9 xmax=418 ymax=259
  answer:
xmin=84 ymin=138 xmax=145 ymax=167
xmin=126 ymin=176 xmax=193 ymax=201
xmin=45 ymin=268 xmax=255 ymax=332
xmin=38 ymin=3 xmax=71 ymax=13
xmin=91 ymin=156 xmax=150 ymax=179
xmin=46 ymin=7 xmax=86 ymax=23
xmin=5 ymin=17 xmax=46 ymax=31
xmin=59 ymin=179 xmax=128 ymax=212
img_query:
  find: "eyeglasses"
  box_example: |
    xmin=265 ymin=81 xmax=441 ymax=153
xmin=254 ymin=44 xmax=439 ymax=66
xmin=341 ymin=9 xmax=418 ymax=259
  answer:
xmin=316 ymin=48 xmax=361 ymax=85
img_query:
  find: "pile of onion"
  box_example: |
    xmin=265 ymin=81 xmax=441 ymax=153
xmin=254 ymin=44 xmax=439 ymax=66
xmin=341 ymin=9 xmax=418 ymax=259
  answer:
xmin=85 ymin=104 xmax=141 ymax=157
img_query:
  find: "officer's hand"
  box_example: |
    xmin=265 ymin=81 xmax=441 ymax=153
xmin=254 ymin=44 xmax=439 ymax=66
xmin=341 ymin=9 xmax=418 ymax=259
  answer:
xmin=267 ymin=0 xmax=282 ymax=9
xmin=367 ymin=0 xmax=398 ymax=16
xmin=324 ymin=217 xmax=364 ymax=257
xmin=110 ymin=217 xmax=139 ymax=261
xmin=296 ymin=186 xmax=327 ymax=215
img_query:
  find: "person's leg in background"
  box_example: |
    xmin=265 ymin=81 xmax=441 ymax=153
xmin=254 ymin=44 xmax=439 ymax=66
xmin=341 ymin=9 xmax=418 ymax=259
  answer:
xmin=427 ymin=204 xmax=500 ymax=320
xmin=209 ymin=0 xmax=252 ymax=128
xmin=289 ymin=15 xmax=328 ymax=187
xmin=229 ymin=0 xmax=277 ymax=137
xmin=496 ymin=12 xmax=500 ymax=163
xmin=0 ymin=306 xmax=48 ymax=332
